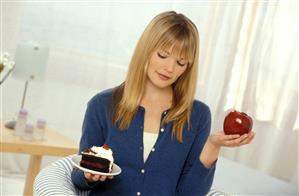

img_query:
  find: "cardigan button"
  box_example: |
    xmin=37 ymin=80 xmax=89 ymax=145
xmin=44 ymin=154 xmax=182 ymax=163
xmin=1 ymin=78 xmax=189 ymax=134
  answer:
xmin=160 ymin=128 xmax=164 ymax=132
xmin=151 ymin=148 xmax=155 ymax=152
xmin=137 ymin=192 xmax=141 ymax=195
xmin=141 ymin=169 xmax=145 ymax=173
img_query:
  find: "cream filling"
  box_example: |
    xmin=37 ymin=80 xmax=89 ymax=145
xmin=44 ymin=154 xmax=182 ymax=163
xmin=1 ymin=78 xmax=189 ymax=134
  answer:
xmin=86 ymin=146 xmax=114 ymax=172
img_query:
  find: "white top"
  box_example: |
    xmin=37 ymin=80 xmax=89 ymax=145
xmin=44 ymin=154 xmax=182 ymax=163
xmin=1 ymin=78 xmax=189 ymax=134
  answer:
xmin=143 ymin=132 xmax=158 ymax=162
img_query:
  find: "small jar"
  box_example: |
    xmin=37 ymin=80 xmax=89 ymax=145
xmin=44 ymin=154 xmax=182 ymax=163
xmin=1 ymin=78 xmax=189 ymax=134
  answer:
xmin=22 ymin=123 xmax=35 ymax=141
xmin=35 ymin=119 xmax=46 ymax=141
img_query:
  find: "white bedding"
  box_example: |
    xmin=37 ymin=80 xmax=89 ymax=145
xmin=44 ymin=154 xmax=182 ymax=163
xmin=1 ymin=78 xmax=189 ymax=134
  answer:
xmin=213 ymin=157 xmax=298 ymax=195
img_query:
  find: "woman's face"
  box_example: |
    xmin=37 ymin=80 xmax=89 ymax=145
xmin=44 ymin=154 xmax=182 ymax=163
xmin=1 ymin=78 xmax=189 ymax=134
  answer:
xmin=147 ymin=48 xmax=188 ymax=89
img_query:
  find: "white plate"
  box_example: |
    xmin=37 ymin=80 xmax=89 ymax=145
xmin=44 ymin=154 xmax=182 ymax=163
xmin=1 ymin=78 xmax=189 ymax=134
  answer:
xmin=71 ymin=155 xmax=122 ymax=176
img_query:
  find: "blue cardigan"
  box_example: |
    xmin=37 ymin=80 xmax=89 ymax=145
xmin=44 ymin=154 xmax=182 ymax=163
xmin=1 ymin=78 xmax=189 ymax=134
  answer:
xmin=71 ymin=88 xmax=216 ymax=196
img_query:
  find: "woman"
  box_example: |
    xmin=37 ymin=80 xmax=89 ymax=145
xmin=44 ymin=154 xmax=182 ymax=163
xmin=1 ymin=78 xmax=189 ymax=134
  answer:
xmin=71 ymin=11 xmax=255 ymax=196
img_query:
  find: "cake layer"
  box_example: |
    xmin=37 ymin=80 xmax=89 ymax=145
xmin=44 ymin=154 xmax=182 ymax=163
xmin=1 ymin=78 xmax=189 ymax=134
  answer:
xmin=80 ymin=154 xmax=111 ymax=173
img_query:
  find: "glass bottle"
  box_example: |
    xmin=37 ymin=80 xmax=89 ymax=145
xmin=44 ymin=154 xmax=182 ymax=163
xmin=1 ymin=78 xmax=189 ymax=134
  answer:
xmin=14 ymin=108 xmax=28 ymax=137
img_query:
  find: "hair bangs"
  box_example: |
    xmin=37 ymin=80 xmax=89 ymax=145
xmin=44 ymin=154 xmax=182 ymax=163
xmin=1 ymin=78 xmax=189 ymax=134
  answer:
xmin=155 ymin=29 xmax=196 ymax=65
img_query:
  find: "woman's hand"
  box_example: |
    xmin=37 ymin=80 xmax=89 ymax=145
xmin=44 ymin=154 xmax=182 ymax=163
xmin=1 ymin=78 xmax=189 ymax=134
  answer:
xmin=84 ymin=172 xmax=113 ymax=183
xmin=208 ymin=131 xmax=255 ymax=148
xmin=199 ymin=131 xmax=255 ymax=168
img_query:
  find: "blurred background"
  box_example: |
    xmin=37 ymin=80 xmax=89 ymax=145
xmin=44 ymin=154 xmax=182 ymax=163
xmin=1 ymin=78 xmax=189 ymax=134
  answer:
xmin=1 ymin=0 xmax=298 ymax=195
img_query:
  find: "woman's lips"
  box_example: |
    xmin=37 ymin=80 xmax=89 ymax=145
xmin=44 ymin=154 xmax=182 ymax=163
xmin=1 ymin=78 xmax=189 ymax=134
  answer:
xmin=157 ymin=72 xmax=171 ymax=80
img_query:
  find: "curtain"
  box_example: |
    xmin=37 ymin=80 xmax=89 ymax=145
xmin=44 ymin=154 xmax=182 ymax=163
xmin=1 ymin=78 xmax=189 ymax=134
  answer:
xmin=223 ymin=0 xmax=298 ymax=130
xmin=201 ymin=0 xmax=298 ymax=184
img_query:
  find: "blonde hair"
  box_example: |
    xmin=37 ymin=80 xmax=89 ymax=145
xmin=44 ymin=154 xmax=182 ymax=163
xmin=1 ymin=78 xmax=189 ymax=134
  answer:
xmin=112 ymin=11 xmax=199 ymax=143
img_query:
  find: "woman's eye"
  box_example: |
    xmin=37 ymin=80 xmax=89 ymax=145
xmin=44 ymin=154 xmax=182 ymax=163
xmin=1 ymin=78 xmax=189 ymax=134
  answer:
xmin=177 ymin=61 xmax=187 ymax=67
xmin=157 ymin=52 xmax=167 ymax=59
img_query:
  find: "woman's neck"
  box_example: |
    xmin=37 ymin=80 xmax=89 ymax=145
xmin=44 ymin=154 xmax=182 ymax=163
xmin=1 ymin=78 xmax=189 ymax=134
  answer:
xmin=141 ymin=80 xmax=173 ymax=107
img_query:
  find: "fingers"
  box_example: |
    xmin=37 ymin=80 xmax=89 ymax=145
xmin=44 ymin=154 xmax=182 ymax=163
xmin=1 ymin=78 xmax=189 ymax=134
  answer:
xmin=210 ymin=131 xmax=256 ymax=148
xmin=224 ymin=134 xmax=248 ymax=147
xmin=99 ymin=175 xmax=107 ymax=181
xmin=216 ymin=132 xmax=240 ymax=142
xmin=84 ymin=172 xmax=93 ymax=180
xmin=208 ymin=132 xmax=242 ymax=147
xmin=99 ymin=175 xmax=114 ymax=181
xmin=84 ymin=172 xmax=113 ymax=182
xmin=224 ymin=134 xmax=241 ymax=140
xmin=93 ymin=174 xmax=101 ymax=181
xmin=240 ymin=132 xmax=255 ymax=145
xmin=225 ymin=132 xmax=256 ymax=147
xmin=84 ymin=172 xmax=100 ymax=182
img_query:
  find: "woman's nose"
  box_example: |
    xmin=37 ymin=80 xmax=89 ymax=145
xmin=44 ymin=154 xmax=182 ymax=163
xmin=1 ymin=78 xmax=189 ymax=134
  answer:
xmin=164 ymin=59 xmax=176 ymax=73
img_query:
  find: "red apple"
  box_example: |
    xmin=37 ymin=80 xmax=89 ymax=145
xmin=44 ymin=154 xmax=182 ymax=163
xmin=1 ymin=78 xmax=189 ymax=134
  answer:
xmin=223 ymin=110 xmax=253 ymax=135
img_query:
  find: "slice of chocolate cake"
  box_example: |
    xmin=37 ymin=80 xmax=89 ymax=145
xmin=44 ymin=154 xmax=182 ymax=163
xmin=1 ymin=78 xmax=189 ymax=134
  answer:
xmin=80 ymin=145 xmax=114 ymax=173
